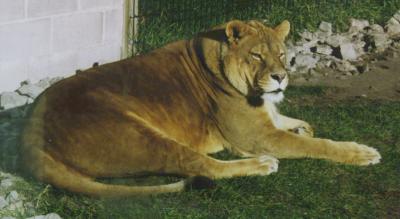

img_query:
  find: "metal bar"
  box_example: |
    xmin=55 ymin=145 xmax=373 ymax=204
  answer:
xmin=122 ymin=0 xmax=133 ymax=58
xmin=132 ymin=0 xmax=140 ymax=55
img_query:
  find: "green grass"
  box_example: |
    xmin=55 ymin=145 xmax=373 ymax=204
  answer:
xmin=134 ymin=0 xmax=400 ymax=54
xmin=16 ymin=86 xmax=400 ymax=219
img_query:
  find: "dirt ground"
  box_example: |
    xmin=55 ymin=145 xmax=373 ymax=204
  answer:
xmin=291 ymin=50 xmax=400 ymax=101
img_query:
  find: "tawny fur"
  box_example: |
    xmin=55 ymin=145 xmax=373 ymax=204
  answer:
xmin=21 ymin=20 xmax=381 ymax=197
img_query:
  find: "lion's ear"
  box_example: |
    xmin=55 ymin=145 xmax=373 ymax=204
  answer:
xmin=225 ymin=20 xmax=256 ymax=44
xmin=275 ymin=20 xmax=290 ymax=41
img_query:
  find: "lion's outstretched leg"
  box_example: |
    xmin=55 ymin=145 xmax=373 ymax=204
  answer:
xmin=262 ymin=130 xmax=381 ymax=166
xmin=276 ymin=115 xmax=314 ymax=137
xmin=160 ymin=143 xmax=279 ymax=179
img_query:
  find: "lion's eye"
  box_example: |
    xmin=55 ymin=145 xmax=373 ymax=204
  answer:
xmin=250 ymin=53 xmax=262 ymax=61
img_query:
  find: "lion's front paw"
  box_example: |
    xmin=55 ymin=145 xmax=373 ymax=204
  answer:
xmin=343 ymin=143 xmax=381 ymax=166
xmin=255 ymin=155 xmax=279 ymax=175
xmin=290 ymin=123 xmax=314 ymax=137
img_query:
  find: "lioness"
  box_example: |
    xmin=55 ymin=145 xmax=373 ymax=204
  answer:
xmin=21 ymin=20 xmax=381 ymax=197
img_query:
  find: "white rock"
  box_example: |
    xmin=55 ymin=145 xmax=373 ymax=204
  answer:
xmin=334 ymin=60 xmax=358 ymax=72
xmin=316 ymin=59 xmax=332 ymax=69
xmin=26 ymin=213 xmax=62 ymax=219
xmin=340 ymin=43 xmax=358 ymax=60
xmin=287 ymin=66 xmax=297 ymax=73
xmin=33 ymin=77 xmax=63 ymax=90
xmin=0 ymin=92 xmax=29 ymax=110
xmin=319 ymin=21 xmax=332 ymax=35
xmin=1 ymin=178 xmax=13 ymax=188
xmin=323 ymin=59 xmax=333 ymax=68
xmin=0 ymin=196 xmax=7 ymax=209
xmin=27 ymin=97 xmax=35 ymax=104
xmin=315 ymin=30 xmax=333 ymax=42
xmin=393 ymin=10 xmax=400 ymax=22
xmin=5 ymin=190 xmax=19 ymax=204
xmin=388 ymin=17 xmax=400 ymax=25
xmin=0 ymin=172 xmax=13 ymax=178
xmin=26 ymin=216 xmax=46 ymax=219
xmin=369 ymin=24 xmax=384 ymax=33
xmin=294 ymin=39 xmax=318 ymax=54
xmin=326 ymin=34 xmax=349 ymax=47
xmin=294 ymin=45 xmax=309 ymax=54
xmin=386 ymin=18 xmax=400 ymax=38
xmin=294 ymin=54 xmax=319 ymax=72
xmin=285 ymin=47 xmax=296 ymax=67
xmin=17 ymin=83 xmax=44 ymax=99
xmin=45 ymin=213 xmax=62 ymax=219
xmin=7 ymin=200 xmax=23 ymax=211
xmin=351 ymin=37 xmax=366 ymax=56
xmin=35 ymin=77 xmax=52 ymax=90
xmin=299 ymin=31 xmax=315 ymax=41
xmin=316 ymin=45 xmax=333 ymax=55
xmin=349 ymin=31 xmax=364 ymax=41
xmin=349 ymin=19 xmax=369 ymax=33
xmin=49 ymin=77 xmax=63 ymax=85
xmin=303 ymin=40 xmax=319 ymax=51
xmin=372 ymin=33 xmax=392 ymax=52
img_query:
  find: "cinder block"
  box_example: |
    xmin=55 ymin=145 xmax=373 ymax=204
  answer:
xmin=0 ymin=60 xmax=28 ymax=92
xmin=80 ymin=0 xmax=123 ymax=10
xmin=28 ymin=0 xmax=78 ymax=18
xmin=104 ymin=8 xmax=124 ymax=43
xmin=53 ymin=12 xmax=103 ymax=52
xmin=28 ymin=52 xmax=78 ymax=82
xmin=77 ymin=43 xmax=121 ymax=68
xmin=0 ymin=0 xmax=25 ymax=23
xmin=0 ymin=18 xmax=51 ymax=61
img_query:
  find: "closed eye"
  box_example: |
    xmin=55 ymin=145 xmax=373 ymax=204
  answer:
xmin=250 ymin=53 xmax=262 ymax=61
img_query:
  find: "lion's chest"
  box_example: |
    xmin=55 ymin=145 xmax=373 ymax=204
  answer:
xmin=262 ymin=101 xmax=281 ymax=128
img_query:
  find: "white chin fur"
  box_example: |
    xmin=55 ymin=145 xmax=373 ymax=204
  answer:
xmin=262 ymin=92 xmax=284 ymax=104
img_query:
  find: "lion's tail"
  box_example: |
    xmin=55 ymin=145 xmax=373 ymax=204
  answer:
xmin=22 ymin=147 xmax=214 ymax=197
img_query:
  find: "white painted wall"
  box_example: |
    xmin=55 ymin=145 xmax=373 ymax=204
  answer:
xmin=0 ymin=0 xmax=125 ymax=92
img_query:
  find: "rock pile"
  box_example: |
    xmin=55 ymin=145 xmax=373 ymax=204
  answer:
xmin=286 ymin=11 xmax=400 ymax=75
xmin=0 ymin=172 xmax=34 ymax=217
xmin=0 ymin=172 xmax=62 ymax=219
xmin=0 ymin=77 xmax=62 ymax=111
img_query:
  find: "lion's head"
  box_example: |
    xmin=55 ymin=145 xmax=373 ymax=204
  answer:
xmin=197 ymin=20 xmax=290 ymax=106
xmin=222 ymin=20 xmax=290 ymax=106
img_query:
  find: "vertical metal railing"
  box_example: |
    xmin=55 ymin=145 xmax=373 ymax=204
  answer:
xmin=132 ymin=0 xmax=140 ymax=56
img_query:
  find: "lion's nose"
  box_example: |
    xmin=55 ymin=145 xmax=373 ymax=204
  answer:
xmin=271 ymin=73 xmax=286 ymax=84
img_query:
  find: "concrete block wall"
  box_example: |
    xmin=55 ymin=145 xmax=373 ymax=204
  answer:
xmin=0 ymin=0 xmax=125 ymax=92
